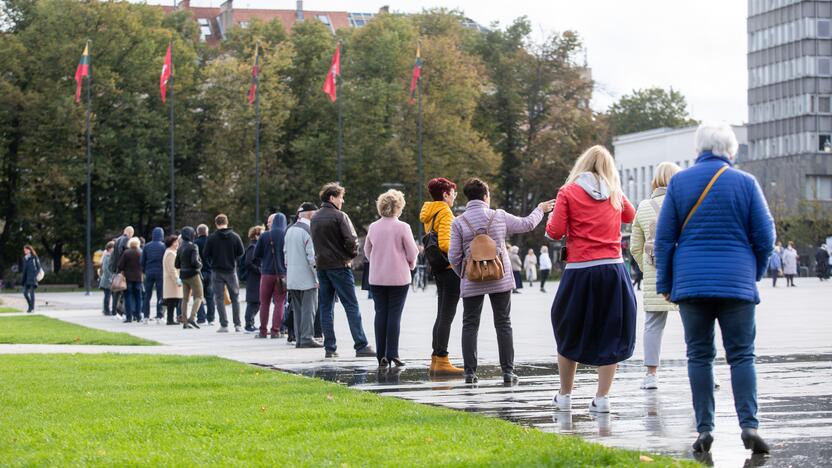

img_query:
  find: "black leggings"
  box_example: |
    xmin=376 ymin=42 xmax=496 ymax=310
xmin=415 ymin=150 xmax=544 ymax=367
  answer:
xmin=539 ymin=269 xmax=550 ymax=289
xmin=165 ymin=298 xmax=181 ymax=322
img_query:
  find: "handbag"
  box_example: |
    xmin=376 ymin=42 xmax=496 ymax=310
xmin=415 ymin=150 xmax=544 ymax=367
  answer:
xmin=422 ymin=213 xmax=451 ymax=271
xmin=111 ymin=272 xmax=127 ymax=292
xmin=35 ymin=258 xmax=45 ymax=282
xmin=223 ymin=286 xmax=232 ymax=305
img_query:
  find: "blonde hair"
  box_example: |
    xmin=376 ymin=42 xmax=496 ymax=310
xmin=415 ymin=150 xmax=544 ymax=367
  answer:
xmin=127 ymin=237 xmax=141 ymax=249
xmin=564 ymin=145 xmax=624 ymax=210
xmin=651 ymin=162 xmax=682 ymax=191
xmin=376 ymin=189 xmax=406 ymax=218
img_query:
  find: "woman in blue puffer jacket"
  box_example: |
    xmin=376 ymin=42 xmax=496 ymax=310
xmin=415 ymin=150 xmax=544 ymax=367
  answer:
xmin=654 ymin=122 xmax=775 ymax=456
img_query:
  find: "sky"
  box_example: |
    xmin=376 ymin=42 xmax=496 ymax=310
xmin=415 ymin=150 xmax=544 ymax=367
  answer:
xmin=141 ymin=0 xmax=749 ymax=124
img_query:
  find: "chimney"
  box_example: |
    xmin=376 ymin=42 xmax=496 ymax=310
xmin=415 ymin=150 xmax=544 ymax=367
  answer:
xmin=179 ymin=0 xmax=190 ymax=9
xmin=379 ymin=5 xmax=390 ymax=14
xmin=296 ymin=1 xmax=304 ymax=20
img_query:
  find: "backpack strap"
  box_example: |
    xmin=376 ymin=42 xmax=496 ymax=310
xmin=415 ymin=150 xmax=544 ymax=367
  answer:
xmin=682 ymin=165 xmax=728 ymax=232
xmin=429 ymin=212 xmax=439 ymax=234
xmin=460 ymin=214 xmax=477 ymax=235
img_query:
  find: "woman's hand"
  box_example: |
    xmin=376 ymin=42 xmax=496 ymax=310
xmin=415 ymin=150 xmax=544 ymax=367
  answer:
xmin=538 ymin=199 xmax=556 ymax=213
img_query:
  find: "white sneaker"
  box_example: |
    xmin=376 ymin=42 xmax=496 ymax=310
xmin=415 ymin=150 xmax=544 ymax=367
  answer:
xmin=641 ymin=373 xmax=659 ymax=390
xmin=234 ymin=325 xmax=241 ymax=332
xmin=207 ymin=321 xmax=215 ymax=327
xmin=141 ymin=318 xmax=149 ymax=325
xmin=589 ymin=396 xmax=611 ymax=413
xmin=552 ymin=392 xmax=572 ymax=411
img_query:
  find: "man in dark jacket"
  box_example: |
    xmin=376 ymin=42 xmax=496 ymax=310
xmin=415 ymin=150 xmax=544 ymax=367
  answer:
xmin=203 ymin=214 xmax=245 ymax=332
xmin=310 ymin=183 xmax=374 ymax=358
xmin=175 ymin=226 xmax=203 ymax=329
xmin=194 ymin=224 xmax=215 ymax=325
xmin=141 ymin=227 xmax=166 ymax=321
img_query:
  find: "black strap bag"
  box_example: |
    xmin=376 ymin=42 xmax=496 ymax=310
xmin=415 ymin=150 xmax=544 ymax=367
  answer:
xmin=422 ymin=213 xmax=451 ymax=272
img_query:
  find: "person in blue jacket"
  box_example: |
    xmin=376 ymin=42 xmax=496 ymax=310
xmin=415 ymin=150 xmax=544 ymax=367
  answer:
xmin=654 ymin=122 xmax=775 ymax=456
xmin=141 ymin=227 xmax=166 ymax=322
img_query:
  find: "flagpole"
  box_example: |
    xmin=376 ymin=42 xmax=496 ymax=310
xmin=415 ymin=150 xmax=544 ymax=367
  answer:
xmin=416 ymin=46 xmax=424 ymax=238
xmin=254 ymin=46 xmax=261 ymax=225
xmin=84 ymin=40 xmax=92 ymax=296
xmin=336 ymin=80 xmax=343 ymax=183
xmin=169 ymin=37 xmax=176 ymax=234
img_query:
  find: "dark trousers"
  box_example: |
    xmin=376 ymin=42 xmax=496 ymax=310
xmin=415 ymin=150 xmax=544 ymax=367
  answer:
xmin=318 ymin=268 xmax=369 ymax=353
xmin=102 ymin=287 xmax=112 ymax=315
xmin=679 ymin=299 xmax=758 ymax=433
xmin=284 ymin=298 xmax=294 ymax=336
xmin=314 ymin=302 xmax=322 ymax=338
xmin=142 ymin=272 xmax=164 ymax=319
xmin=290 ymin=289 xmax=318 ymax=346
xmin=259 ymin=274 xmax=286 ymax=336
xmin=462 ymin=291 xmax=513 ymax=374
xmin=164 ymin=298 xmax=180 ymax=323
xmin=124 ymin=281 xmax=143 ymax=322
xmin=244 ymin=301 xmax=260 ymax=329
xmin=213 ymin=270 xmax=241 ymax=328
xmin=785 ymin=274 xmax=795 ymax=287
xmin=22 ymin=285 xmax=35 ymax=312
xmin=370 ymin=285 xmax=409 ymax=361
xmin=197 ymin=271 xmax=215 ymax=323
xmin=112 ymin=291 xmax=124 ymax=315
xmin=539 ymin=269 xmax=550 ymax=289
xmin=432 ymin=268 xmax=460 ymax=357
xmin=769 ymin=268 xmax=778 ymax=287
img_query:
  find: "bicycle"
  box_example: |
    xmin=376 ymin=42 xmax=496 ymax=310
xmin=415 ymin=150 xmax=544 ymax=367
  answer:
xmin=412 ymin=265 xmax=428 ymax=292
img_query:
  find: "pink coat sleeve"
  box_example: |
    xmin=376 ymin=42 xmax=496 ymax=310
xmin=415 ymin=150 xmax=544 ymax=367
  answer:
xmin=402 ymin=222 xmax=419 ymax=270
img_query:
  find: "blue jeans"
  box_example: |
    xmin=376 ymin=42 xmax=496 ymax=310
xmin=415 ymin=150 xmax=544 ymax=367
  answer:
xmin=370 ymin=285 xmax=409 ymax=361
xmin=197 ymin=271 xmax=215 ymax=323
xmin=124 ymin=281 xmax=143 ymax=322
xmin=22 ymin=285 xmax=35 ymax=312
xmin=317 ymin=268 xmax=368 ymax=353
xmin=679 ymin=299 xmax=759 ymax=433
xmin=143 ymin=272 xmax=164 ymax=319
xmin=102 ymin=288 xmax=112 ymax=315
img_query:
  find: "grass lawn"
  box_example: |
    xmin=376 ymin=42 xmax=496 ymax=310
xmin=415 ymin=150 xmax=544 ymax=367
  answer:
xmin=0 ymin=316 xmax=157 ymax=345
xmin=0 ymin=355 xmax=693 ymax=467
xmin=0 ymin=307 xmax=21 ymax=313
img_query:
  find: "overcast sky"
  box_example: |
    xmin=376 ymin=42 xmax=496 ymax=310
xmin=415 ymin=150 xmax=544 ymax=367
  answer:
xmin=141 ymin=0 xmax=749 ymax=124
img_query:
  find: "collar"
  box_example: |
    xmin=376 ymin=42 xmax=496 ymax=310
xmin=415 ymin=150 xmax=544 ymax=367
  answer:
xmin=297 ymin=217 xmax=311 ymax=226
xmin=695 ymin=151 xmax=734 ymax=167
xmin=650 ymin=187 xmax=667 ymax=198
xmin=322 ymin=201 xmax=339 ymax=211
xmin=465 ymin=200 xmax=489 ymax=210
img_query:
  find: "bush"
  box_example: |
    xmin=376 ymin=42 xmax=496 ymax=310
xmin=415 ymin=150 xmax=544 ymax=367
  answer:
xmin=40 ymin=268 xmax=84 ymax=286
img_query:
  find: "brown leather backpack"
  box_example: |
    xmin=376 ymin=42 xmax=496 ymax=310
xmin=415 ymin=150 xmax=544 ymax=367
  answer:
xmin=460 ymin=211 xmax=504 ymax=282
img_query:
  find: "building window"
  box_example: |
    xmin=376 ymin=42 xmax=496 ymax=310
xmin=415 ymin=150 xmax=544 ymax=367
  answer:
xmin=819 ymin=19 xmax=831 ymax=38
xmin=317 ymin=15 xmax=335 ymax=33
xmin=239 ymin=21 xmax=249 ymax=28
xmin=819 ymin=96 xmax=831 ymax=114
xmin=806 ymin=175 xmax=832 ymax=201
xmin=819 ymin=57 xmax=831 ymax=76
xmin=820 ymin=134 xmax=832 ymax=152
xmin=198 ymin=18 xmax=211 ymax=42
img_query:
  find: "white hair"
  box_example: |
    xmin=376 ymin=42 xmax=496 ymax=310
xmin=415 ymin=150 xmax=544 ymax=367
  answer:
xmin=695 ymin=122 xmax=738 ymax=158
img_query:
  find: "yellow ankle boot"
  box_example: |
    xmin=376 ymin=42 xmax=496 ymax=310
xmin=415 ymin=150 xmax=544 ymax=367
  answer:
xmin=431 ymin=355 xmax=464 ymax=376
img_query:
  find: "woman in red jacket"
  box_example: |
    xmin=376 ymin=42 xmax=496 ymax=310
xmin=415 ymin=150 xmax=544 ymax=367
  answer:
xmin=546 ymin=145 xmax=637 ymax=414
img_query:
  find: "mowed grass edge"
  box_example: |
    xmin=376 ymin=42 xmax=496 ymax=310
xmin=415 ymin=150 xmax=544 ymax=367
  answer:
xmin=0 ymin=354 xmax=694 ymax=467
xmin=0 ymin=315 xmax=158 ymax=345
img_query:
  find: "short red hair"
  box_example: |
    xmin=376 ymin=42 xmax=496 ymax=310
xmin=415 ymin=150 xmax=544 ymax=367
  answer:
xmin=427 ymin=178 xmax=457 ymax=201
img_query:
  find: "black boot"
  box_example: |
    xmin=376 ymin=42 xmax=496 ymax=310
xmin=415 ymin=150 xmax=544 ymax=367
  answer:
xmin=741 ymin=428 xmax=770 ymax=454
xmin=692 ymin=432 xmax=713 ymax=453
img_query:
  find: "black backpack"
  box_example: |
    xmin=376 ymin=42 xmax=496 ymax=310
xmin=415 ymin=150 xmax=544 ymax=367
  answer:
xmin=422 ymin=212 xmax=450 ymax=272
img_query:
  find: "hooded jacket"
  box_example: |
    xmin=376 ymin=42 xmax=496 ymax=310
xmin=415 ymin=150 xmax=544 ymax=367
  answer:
xmin=203 ymin=227 xmax=245 ymax=274
xmin=141 ymin=227 xmax=166 ymax=276
xmin=546 ymin=172 xmax=635 ymax=263
xmin=175 ymin=227 xmax=202 ymax=279
xmin=310 ymin=202 xmax=358 ymax=270
xmin=254 ymin=213 xmax=287 ymax=276
xmin=419 ymin=201 xmax=454 ymax=254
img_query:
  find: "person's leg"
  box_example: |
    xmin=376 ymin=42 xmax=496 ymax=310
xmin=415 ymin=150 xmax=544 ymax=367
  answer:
xmin=213 ymin=273 xmax=228 ymax=328
xmin=716 ymin=301 xmax=759 ymax=430
xmin=153 ymin=274 xmax=164 ymax=319
xmin=771 ymin=270 xmax=777 ymax=287
xmin=181 ymin=280 xmax=192 ymax=323
xmin=165 ymin=298 xmax=177 ymax=324
xmin=203 ymin=271 xmax=215 ymax=323
xmin=330 ymin=268 xmax=368 ymax=350
xmin=489 ymin=291 xmax=514 ymax=374
xmin=300 ymin=289 xmax=318 ymax=344
xmin=259 ymin=275 xmax=275 ymax=336
xmin=597 ymin=364 xmax=617 ymax=397
xmin=432 ymin=269 xmax=460 ymax=357
xmin=23 ymin=285 xmax=34 ymax=311
xmin=313 ymin=300 xmax=323 ymax=339
xmin=372 ymin=285 xmax=389 ymax=361
xmin=112 ymin=291 xmax=123 ymax=316
xmin=289 ymin=291 xmax=303 ymax=343
xmin=271 ymin=289 xmax=286 ymax=336
xmin=557 ymin=354 xmax=578 ymax=395
xmin=226 ymin=272 xmax=241 ymax=328
xmin=317 ymin=270 xmax=337 ymax=352
xmin=461 ymin=295 xmax=485 ymax=375
xmin=540 ymin=269 xmax=549 ymax=291
xmin=679 ymin=301 xmax=718 ymax=433
xmin=142 ymin=274 xmax=154 ymax=319
xmin=187 ymin=277 xmax=203 ymax=322
xmin=102 ymin=288 xmax=112 ymax=315
xmin=644 ymin=311 xmax=668 ymax=374
xmin=284 ymin=295 xmax=295 ymax=337
xmin=386 ymin=285 xmax=409 ymax=360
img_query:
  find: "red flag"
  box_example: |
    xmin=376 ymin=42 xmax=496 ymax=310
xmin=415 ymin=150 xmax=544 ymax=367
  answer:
xmin=408 ymin=44 xmax=422 ymax=104
xmin=322 ymin=44 xmax=340 ymax=102
xmin=248 ymin=46 xmax=259 ymax=105
xmin=160 ymin=44 xmax=172 ymax=103
xmin=74 ymin=43 xmax=90 ymax=103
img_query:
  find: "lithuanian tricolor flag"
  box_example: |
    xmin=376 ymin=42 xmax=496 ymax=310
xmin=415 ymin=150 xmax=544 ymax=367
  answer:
xmin=74 ymin=43 xmax=90 ymax=103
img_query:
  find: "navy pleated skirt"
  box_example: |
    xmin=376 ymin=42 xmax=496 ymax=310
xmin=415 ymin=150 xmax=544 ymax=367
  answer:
xmin=550 ymin=262 xmax=637 ymax=366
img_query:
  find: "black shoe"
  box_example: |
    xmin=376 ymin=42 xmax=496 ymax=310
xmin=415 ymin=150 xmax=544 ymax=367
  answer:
xmin=254 ymin=334 xmax=268 ymax=339
xmin=197 ymin=320 xmax=206 ymax=325
xmin=503 ymin=372 xmax=519 ymax=385
xmin=325 ymin=350 xmax=339 ymax=358
xmin=378 ymin=357 xmax=389 ymax=368
xmin=741 ymin=428 xmax=770 ymax=454
xmin=287 ymin=335 xmax=296 ymax=343
xmin=355 ymin=346 xmax=376 ymax=357
xmin=183 ymin=323 xmax=193 ymax=329
xmin=188 ymin=320 xmax=200 ymax=329
xmin=297 ymin=341 xmax=324 ymax=348
xmin=244 ymin=325 xmax=257 ymax=333
xmin=122 ymin=319 xmax=132 ymax=323
xmin=166 ymin=321 xmax=176 ymax=325
xmin=692 ymin=432 xmax=714 ymax=453
xmin=464 ymin=373 xmax=478 ymax=384
xmin=390 ymin=358 xmax=406 ymax=367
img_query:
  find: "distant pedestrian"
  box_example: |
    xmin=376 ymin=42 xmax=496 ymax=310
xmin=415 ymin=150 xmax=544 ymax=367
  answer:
xmin=284 ymin=203 xmax=323 ymax=348
xmin=365 ymin=190 xmax=419 ymax=367
xmin=523 ymin=249 xmax=537 ymax=288
xmin=448 ymin=178 xmax=554 ymax=384
xmin=254 ymin=213 xmax=288 ymax=339
xmin=117 ymin=237 xmax=144 ymax=323
xmin=175 ymin=226 xmax=203 ymax=329
xmin=243 ymin=225 xmax=263 ymax=332
xmin=538 ymin=246 xmax=552 ymax=292
xmin=782 ymin=241 xmax=798 ymax=287
xmin=629 ymin=161 xmax=681 ymax=390
xmin=311 ymin=182 xmax=375 ymax=359
xmin=768 ymin=242 xmax=783 ymax=287
xmin=203 ymin=214 xmax=246 ymax=333
xmin=509 ymin=246 xmax=523 ymax=293
xmin=109 ymin=226 xmax=134 ymax=317
xmin=655 ymin=122 xmax=774 ymax=455
xmin=99 ymin=241 xmax=115 ymax=315
xmin=141 ymin=227 xmax=166 ymax=323
xmin=194 ymin=224 xmax=216 ymax=325
xmin=19 ymin=245 xmax=42 ymax=313
xmin=630 ymin=255 xmax=643 ymax=290
xmin=547 ymin=145 xmax=636 ymax=415
xmin=162 ymin=235 xmax=182 ymax=325
xmin=815 ymin=245 xmax=829 ymax=281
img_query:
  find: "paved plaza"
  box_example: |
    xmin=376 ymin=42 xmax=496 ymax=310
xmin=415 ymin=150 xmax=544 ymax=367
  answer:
xmin=2 ymin=279 xmax=830 ymax=467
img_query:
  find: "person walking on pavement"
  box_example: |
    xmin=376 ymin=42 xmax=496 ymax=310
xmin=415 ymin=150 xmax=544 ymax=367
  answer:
xmin=448 ymin=178 xmax=553 ymax=384
xmin=523 ymin=248 xmax=537 ymax=288
xmin=782 ymin=241 xmax=799 ymax=287
xmin=547 ymin=146 xmax=637 ymax=414
xmin=419 ymin=177 xmax=464 ymax=375
xmin=284 ymin=203 xmax=324 ymax=348
xmin=194 ymin=224 xmax=216 ymax=325
xmin=254 ymin=213 xmax=288 ymax=339
xmin=814 ymin=244 xmax=829 ymax=281
xmin=655 ymin=122 xmax=774 ymax=455
xmin=141 ymin=227 xmax=166 ymax=323
xmin=311 ymin=182 xmax=375 ymax=359
xmin=175 ymin=226 xmax=203 ymax=330
xmin=629 ymin=161 xmax=681 ymax=390
xmin=117 ymin=238 xmax=144 ymax=323
xmin=19 ymin=245 xmax=41 ymax=313
xmin=99 ymin=241 xmax=115 ymax=315
xmin=538 ymin=245 xmax=552 ymax=292
xmin=768 ymin=242 xmax=783 ymax=287
xmin=509 ymin=246 xmax=523 ymax=293
xmin=109 ymin=226 xmax=134 ymax=317
xmin=203 ymin=214 xmax=246 ymax=333
xmin=243 ymin=225 xmax=263 ymax=332
xmin=162 ymin=235 xmax=183 ymax=325
xmin=364 ymin=190 xmax=419 ymax=367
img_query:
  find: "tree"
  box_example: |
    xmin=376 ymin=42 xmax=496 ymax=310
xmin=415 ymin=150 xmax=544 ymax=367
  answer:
xmin=608 ymin=87 xmax=697 ymax=137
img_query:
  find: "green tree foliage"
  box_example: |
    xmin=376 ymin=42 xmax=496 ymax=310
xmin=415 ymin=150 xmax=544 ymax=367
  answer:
xmin=608 ymin=86 xmax=697 ymax=137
